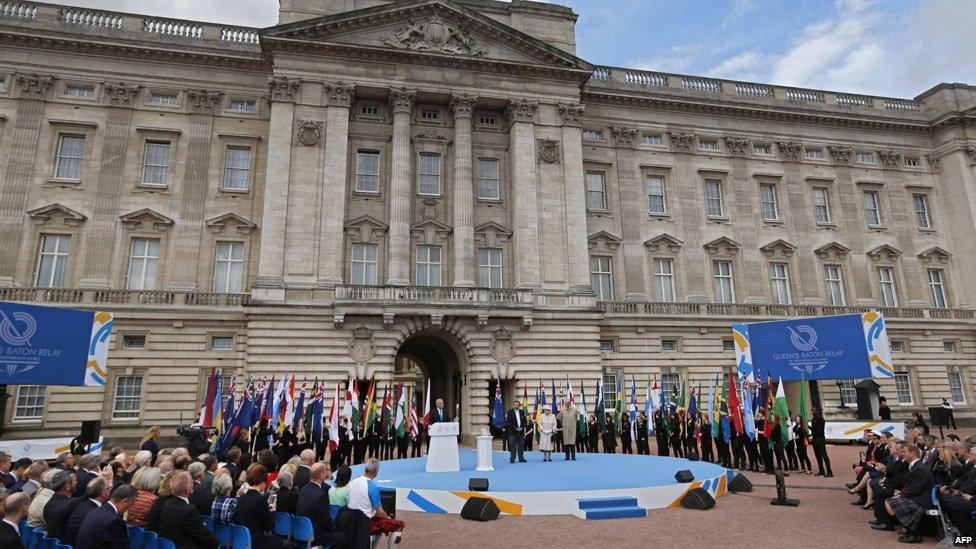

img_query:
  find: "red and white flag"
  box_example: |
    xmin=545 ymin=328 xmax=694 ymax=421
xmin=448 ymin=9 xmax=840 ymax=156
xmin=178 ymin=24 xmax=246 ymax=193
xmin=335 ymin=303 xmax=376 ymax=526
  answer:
xmin=409 ymin=395 xmax=419 ymax=440
xmin=328 ymin=382 xmax=341 ymax=450
xmin=422 ymin=378 xmax=431 ymax=426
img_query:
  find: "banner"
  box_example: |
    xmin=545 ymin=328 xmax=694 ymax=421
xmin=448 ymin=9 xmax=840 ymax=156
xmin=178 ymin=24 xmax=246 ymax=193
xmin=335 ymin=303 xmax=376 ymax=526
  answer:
xmin=735 ymin=313 xmax=893 ymax=381
xmin=0 ymin=302 xmax=112 ymax=386
xmin=0 ymin=436 xmax=104 ymax=460
xmin=824 ymin=421 xmax=905 ymax=441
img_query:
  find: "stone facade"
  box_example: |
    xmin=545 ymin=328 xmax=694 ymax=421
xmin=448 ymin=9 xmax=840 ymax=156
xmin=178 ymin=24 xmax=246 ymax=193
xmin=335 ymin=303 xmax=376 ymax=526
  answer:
xmin=0 ymin=0 xmax=974 ymax=441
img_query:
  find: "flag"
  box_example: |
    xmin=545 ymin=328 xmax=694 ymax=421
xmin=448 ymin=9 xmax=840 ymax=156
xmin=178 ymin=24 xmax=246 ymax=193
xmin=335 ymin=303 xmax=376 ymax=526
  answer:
xmin=577 ymin=380 xmax=587 ymax=437
xmin=303 ymin=380 xmax=316 ymax=437
xmin=345 ymin=378 xmax=361 ymax=431
xmin=381 ymin=382 xmax=393 ymax=436
xmin=614 ymin=377 xmax=623 ymax=419
xmin=688 ymin=383 xmax=698 ymax=416
xmin=773 ymin=376 xmax=791 ymax=445
xmin=659 ymin=377 xmax=670 ymax=435
xmin=629 ymin=376 xmax=638 ymax=440
xmin=534 ymin=380 xmax=546 ymax=442
xmin=719 ymin=372 xmax=731 ymax=444
xmin=763 ymin=373 xmax=775 ymax=440
xmin=362 ymin=378 xmax=377 ymax=434
xmin=742 ymin=377 xmax=756 ymax=441
xmin=551 ymin=379 xmax=558 ymax=414
xmin=728 ymin=367 xmax=743 ymax=435
xmin=644 ymin=376 xmax=653 ymax=435
xmin=409 ymin=393 xmax=420 ymax=440
xmin=491 ymin=379 xmax=505 ymax=430
xmin=271 ymin=375 xmax=288 ymax=432
xmin=222 ymin=376 xmax=237 ymax=432
xmin=595 ymin=376 xmax=605 ymax=427
xmin=292 ymin=381 xmax=307 ymax=432
xmin=797 ymin=372 xmax=809 ymax=431
xmin=310 ymin=381 xmax=324 ymax=442
xmin=708 ymin=375 xmax=718 ymax=439
xmin=566 ymin=377 xmax=575 ymax=407
xmin=199 ymin=368 xmax=218 ymax=428
xmin=421 ymin=378 xmax=431 ymax=426
xmin=328 ymin=383 xmax=340 ymax=450
xmin=395 ymin=381 xmax=407 ymax=437
xmin=251 ymin=376 xmax=265 ymax=426
xmin=211 ymin=375 xmax=223 ymax=438
xmin=521 ymin=381 xmax=530 ymax=418
xmin=261 ymin=375 xmax=275 ymax=423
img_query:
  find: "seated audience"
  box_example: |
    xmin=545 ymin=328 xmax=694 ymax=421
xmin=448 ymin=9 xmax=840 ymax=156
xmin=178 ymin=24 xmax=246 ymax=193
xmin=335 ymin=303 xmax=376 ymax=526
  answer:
xmin=0 ymin=493 xmax=29 ymax=547
xmin=274 ymin=471 xmax=298 ymax=515
xmin=210 ymin=473 xmax=237 ymax=525
xmin=297 ymin=463 xmax=347 ymax=547
xmin=43 ymin=470 xmax=78 ymax=539
xmin=157 ymin=471 xmax=219 ymax=548
xmin=348 ymin=459 xmax=404 ymax=540
xmin=27 ymin=469 xmax=60 ymax=528
xmin=75 ymin=484 xmax=136 ymax=549
xmin=233 ymin=464 xmax=283 ymax=549
xmin=64 ymin=477 xmax=112 ymax=546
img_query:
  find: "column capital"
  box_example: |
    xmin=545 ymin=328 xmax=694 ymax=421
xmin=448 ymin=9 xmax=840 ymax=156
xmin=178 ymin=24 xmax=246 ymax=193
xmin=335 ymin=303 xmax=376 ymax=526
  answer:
xmin=449 ymin=93 xmax=477 ymax=119
xmin=877 ymin=149 xmax=902 ymax=168
xmin=13 ymin=73 xmax=54 ymax=99
xmin=268 ymin=76 xmax=301 ymax=102
xmin=506 ymin=98 xmax=538 ymax=123
xmin=776 ymin=140 xmax=804 ymax=161
xmin=323 ymin=81 xmax=355 ymax=108
xmin=668 ymin=131 xmax=696 ymax=152
xmin=388 ymin=87 xmax=417 ymax=114
xmin=723 ymin=135 xmax=750 ymax=157
xmin=103 ymin=81 xmax=142 ymax=107
xmin=185 ymin=89 xmax=224 ymax=114
xmin=610 ymin=127 xmax=638 ymax=148
xmin=557 ymin=102 xmax=585 ymax=127
xmin=826 ymin=144 xmax=853 ymax=165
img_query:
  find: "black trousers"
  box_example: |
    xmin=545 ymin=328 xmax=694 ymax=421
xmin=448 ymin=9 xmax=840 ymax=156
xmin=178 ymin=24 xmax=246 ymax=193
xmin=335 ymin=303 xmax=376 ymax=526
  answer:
xmin=796 ymin=442 xmax=812 ymax=471
xmin=670 ymin=437 xmax=683 ymax=458
xmin=410 ymin=437 xmax=422 ymax=457
xmin=941 ymin=493 xmax=976 ymax=536
xmin=636 ymin=438 xmax=650 ymax=455
xmin=785 ymin=440 xmax=799 ymax=470
xmin=620 ymin=437 xmax=632 ymax=454
xmin=508 ymin=432 xmax=525 ymax=462
xmin=700 ymin=438 xmax=713 ymax=462
xmin=656 ymin=434 xmax=669 ymax=456
xmin=812 ymin=439 xmax=832 ymax=474
xmin=746 ymin=439 xmax=761 ymax=470
xmin=563 ymin=443 xmax=576 ymax=460
xmin=773 ymin=443 xmax=787 ymax=470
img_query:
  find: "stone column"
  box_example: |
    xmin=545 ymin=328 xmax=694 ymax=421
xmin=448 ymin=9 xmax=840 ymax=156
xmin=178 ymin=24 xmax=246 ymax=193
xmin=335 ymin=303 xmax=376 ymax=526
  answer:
xmin=878 ymin=149 xmax=926 ymax=306
xmin=317 ymin=81 xmax=355 ymax=286
xmin=450 ymin=94 xmax=476 ymax=287
xmin=669 ymin=132 xmax=707 ymax=301
xmin=254 ymin=76 xmax=300 ymax=299
xmin=558 ymin=103 xmax=590 ymax=292
xmin=507 ymin=99 xmax=541 ymax=289
xmin=936 ymin=149 xmax=976 ymax=307
xmin=167 ymin=89 xmax=222 ymax=290
xmin=386 ymin=88 xmax=416 ymax=286
xmin=827 ymin=144 xmax=873 ymax=304
xmin=726 ymin=136 xmax=765 ymax=302
xmin=610 ymin=126 xmax=647 ymax=301
xmin=0 ymin=74 xmax=53 ymax=286
xmin=78 ymin=82 xmax=142 ymax=288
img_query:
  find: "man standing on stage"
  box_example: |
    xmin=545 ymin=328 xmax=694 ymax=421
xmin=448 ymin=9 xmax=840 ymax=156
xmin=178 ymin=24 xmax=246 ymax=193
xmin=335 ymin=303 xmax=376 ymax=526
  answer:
xmin=506 ymin=400 xmax=528 ymax=463
xmin=428 ymin=399 xmax=451 ymax=424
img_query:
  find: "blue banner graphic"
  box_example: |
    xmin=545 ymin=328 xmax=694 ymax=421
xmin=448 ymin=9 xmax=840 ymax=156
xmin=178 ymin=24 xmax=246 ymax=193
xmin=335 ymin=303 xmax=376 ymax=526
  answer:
xmin=0 ymin=302 xmax=112 ymax=386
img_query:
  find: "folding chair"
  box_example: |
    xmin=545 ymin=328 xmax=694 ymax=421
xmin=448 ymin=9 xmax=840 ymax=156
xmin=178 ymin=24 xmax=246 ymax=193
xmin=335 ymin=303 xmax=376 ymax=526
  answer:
xmin=127 ymin=525 xmax=145 ymax=549
xmin=157 ymin=539 xmax=177 ymax=549
xmin=231 ymin=525 xmax=252 ymax=549
xmin=214 ymin=523 xmax=233 ymax=548
xmin=931 ymin=485 xmax=959 ymax=547
xmin=289 ymin=516 xmax=313 ymax=549
xmin=202 ymin=515 xmax=215 ymax=532
xmin=329 ymin=505 xmax=340 ymax=522
xmin=143 ymin=529 xmax=159 ymax=549
xmin=273 ymin=511 xmax=292 ymax=541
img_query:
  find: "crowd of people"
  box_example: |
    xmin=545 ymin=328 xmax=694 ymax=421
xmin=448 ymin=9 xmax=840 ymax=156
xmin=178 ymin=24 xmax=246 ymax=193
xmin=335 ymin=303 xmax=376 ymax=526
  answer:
xmin=0 ymin=425 xmax=405 ymax=549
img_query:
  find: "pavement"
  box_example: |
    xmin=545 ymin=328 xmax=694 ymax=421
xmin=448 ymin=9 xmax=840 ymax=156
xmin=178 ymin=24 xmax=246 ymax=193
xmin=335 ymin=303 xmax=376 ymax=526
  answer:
xmin=389 ymin=441 xmax=950 ymax=549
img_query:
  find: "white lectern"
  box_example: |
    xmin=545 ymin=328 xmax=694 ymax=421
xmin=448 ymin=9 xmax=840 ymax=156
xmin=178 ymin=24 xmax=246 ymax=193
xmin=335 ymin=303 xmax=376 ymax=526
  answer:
xmin=425 ymin=422 xmax=460 ymax=473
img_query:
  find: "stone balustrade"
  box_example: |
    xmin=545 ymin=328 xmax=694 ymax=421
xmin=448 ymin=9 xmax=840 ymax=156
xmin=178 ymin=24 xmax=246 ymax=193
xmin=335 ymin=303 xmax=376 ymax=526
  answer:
xmin=598 ymin=300 xmax=975 ymax=321
xmin=333 ymin=285 xmax=534 ymax=308
xmin=0 ymin=287 xmax=250 ymax=308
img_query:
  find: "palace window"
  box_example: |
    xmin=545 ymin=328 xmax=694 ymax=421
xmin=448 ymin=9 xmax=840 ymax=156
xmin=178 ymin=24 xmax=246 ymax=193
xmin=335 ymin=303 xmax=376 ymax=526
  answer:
xmin=589 ymin=256 xmax=613 ymax=301
xmin=856 ymin=152 xmax=876 ymax=164
xmin=653 ymin=258 xmax=676 ymax=302
xmin=839 ymin=379 xmax=856 ymax=406
xmin=66 ymin=86 xmax=94 ymax=97
xmin=356 ymin=151 xmax=380 ymax=193
xmin=417 ymin=153 xmax=441 ymax=195
xmin=602 ymin=371 xmax=619 ymax=412
xmin=894 ymin=373 xmax=913 ymax=405
xmin=141 ymin=141 xmax=171 ymax=186
xmin=222 ymin=146 xmax=251 ymax=191
xmin=948 ymin=372 xmax=966 ymax=404
xmin=121 ymin=334 xmax=146 ymax=349
xmin=35 ymin=234 xmax=70 ymax=288
xmin=361 ymin=105 xmax=380 ymax=116
xmin=641 ymin=134 xmax=662 ymax=145
xmin=477 ymin=158 xmax=500 ymax=200
xmin=599 ymin=339 xmax=615 ymax=352
xmin=769 ymin=263 xmax=791 ymax=305
xmin=825 ymin=265 xmax=845 ymax=305
xmin=722 ymin=339 xmax=735 ymax=351
xmin=904 ymin=158 xmax=920 ymax=168
xmin=753 ymin=144 xmax=771 ymax=155
xmin=647 ymin=176 xmax=667 ymax=214
xmin=55 ymin=135 xmax=85 ymax=180
xmin=863 ymin=190 xmax=883 ymax=227
xmin=582 ymin=130 xmax=603 ymax=141
xmin=704 ymin=179 xmax=724 ymax=217
xmin=877 ymin=266 xmax=898 ymax=307
xmin=421 ymin=110 xmax=439 ymax=120
xmin=805 ymin=148 xmax=825 ymax=160
xmin=13 ymin=386 xmax=45 ymax=421
xmin=662 ymin=373 xmax=681 ymax=400
xmin=416 ymin=245 xmax=442 ymax=287
xmin=712 ymin=260 xmax=734 ymax=303
xmin=944 ymin=341 xmax=957 ymax=353
xmin=210 ymin=336 xmax=234 ymax=351
xmin=112 ymin=376 xmax=143 ymax=420
xmin=478 ymin=115 xmax=496 ymax=125
xmin=477 ymin=248 xmax=502 ymax=289
xmin=150 ymin=94 xmax=177 ymax=105
xmin=760 ymin=184 xmax=779 ymax=220
xmin=699 ymin=139 xmax=718 ymax=151
xmin=585 ymin=172 xmax=607 ymax=211
xmin=351 ymin=243 xmax=378 ymax=286
xmin=661 ymin=338 xmax=678 ymax=351
xmin=912 ymin=194 xmax=931 ymax=229
xmin=213 ymin=242 xmax=244 ymax=293
xmin=127 ymin=238 xmax=160 ymax=290
xmin=229 ymin=100 xmax=256 ymax=112
xmin=812 ymin=187 xmax=831 ymax=223
xmin=928 ymin=269 xmax=948 ymax=308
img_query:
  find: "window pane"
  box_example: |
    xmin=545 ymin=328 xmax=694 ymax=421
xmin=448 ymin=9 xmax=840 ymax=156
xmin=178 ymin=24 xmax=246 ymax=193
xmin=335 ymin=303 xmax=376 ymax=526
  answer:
xmin=56 ymin=135 xmax=85 ymax=179
xmin=478 ymin=248 xmax=502 ymax=288
xmin=913 ymin=195 xmax=931 ymax=228
xmin=760 ymin=185 xmax=778 ymax=220
xmin=928 ymin=269 xmax=947 ymax=308
xmin=877 ymin=267 xmax=897 ymax=307
xmin=586 ymin=172 xmax=606 ymax=210
xmin=13 ymin=385 xmax=45 ymax=420
xmin=127 ymin=238 xmax=160 ymax=290
xmin=477 ymin=158 xmax=500 ymax=200
xmin=894 ymin=373 xmax=913 ymax=405
xmin=863 ymin=191 xmax=882 ymax=226
xmin=653 ymin=258 xmax=675 ymax=302
xmin=839 ymin=379 xmax=857 ymax=405
xmin=113 ymin=376 xmax=143 ymax=419
xmin=418 ymin=153 xmax=441 ymax=195
xmin=417 ymin=245 xmax=442 ymax=286
xmin=712 ymin=261 xmax=734 ymax=303
xmin=770 ymin=263 xmax=790 ymax=305
xmin=948 ymin=372 xmax=966 ymax=404
xmin=213 ymin=242 xmax=245 ymax=292
xmin=589 ymin=256 xmax=613 ymax=301
xmin=705 ymin=180 xmax=724 ymax=216
xmin=647 ymin=177 xmax=666 ymax=214
xmin=356 ymin=151 xmax=380 ymax=193
xmin=142 ymin=141 xmax=171 ymax=185
xmin=223 ymin=147 xmax=251 ymax=190
xmin=812 ymin=187 xmax=831 ymax=223
xmin=36 ymin=235 xmax=70 ymax=288
xmin=825 ymin=266 xmax=844 ymax=305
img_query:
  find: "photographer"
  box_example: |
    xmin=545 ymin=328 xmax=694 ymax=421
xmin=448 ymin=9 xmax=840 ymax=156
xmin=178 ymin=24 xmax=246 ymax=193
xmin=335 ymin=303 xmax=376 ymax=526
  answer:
xmin=179 ymin=425 xmax=213 ymax=458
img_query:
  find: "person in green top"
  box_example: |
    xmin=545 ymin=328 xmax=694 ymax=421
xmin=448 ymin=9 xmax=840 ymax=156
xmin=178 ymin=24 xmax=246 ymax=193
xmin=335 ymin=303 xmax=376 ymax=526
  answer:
xmin=328 ymin=465 xmax=352 ymax=507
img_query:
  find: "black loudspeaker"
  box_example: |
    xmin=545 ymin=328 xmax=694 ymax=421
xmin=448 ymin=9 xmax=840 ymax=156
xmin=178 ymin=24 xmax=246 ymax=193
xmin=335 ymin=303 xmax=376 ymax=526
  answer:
xmin=681 ymin=488 xmax=716 ymax=510
xmin=79 ymin=420 xmax=101 ymax=445
xmin=379 ymin=488 xmax=396 ymax=518
xmin=686 ymin=449 xmax=700 ymax=462
xmin=468 ymin=478 xmax=489 ymax=491
xmin=728 ymin=474 xmax=753 ymax=493
xmin=674 ymin=470 xmax=694 ymax=483
xmin=460 ymin=497 xmax=500 ymax=522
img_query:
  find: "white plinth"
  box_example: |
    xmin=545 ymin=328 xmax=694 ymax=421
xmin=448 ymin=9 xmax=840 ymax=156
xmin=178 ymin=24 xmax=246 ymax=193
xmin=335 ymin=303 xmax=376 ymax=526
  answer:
xmin=475 ymin=435 xmax=494 ymax=471
xmin=425 ymin=422 xmax=460 ymax=473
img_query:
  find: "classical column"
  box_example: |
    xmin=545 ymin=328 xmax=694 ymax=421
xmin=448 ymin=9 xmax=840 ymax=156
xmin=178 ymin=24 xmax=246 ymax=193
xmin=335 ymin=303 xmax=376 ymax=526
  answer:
xmin=167 ymin=89 xmax=222 ymax=290
xmin=0 ymin=74 xmax=53 ymax=286
xmin=386 ymin=88 xmax=417 ymax=286
xmin=668 ymin=131 xmax=708 ymax=301
xmin=254 ymin=76 xmax=300 ymax=297
xmin=78 ymin=82 xmax=142 ymax=288
xmin=559 ymin=103 xmax=590 ymax=292
xmin=318 ymin=81 xmax=355 ymax=286
xmin=610 ymin=126 xmax=647 ymax=301
xmin=507 ymin=98 xmax=541 ymax=289
xmin=725 ymin=136 xmax=765 ymax=303
xmin=826 ymin=144 xmax=874 ymax=304
xmin=450 ymin=93 xmax=476 ymax=287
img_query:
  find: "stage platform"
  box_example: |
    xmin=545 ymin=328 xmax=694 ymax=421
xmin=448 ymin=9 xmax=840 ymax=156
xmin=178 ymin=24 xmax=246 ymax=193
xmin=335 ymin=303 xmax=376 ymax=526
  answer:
xmin=350 ymin=449 xmax=733 ymax=517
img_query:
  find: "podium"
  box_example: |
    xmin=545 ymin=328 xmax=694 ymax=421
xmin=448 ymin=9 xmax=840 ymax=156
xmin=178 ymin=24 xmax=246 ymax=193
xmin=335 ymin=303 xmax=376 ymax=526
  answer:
xmin=426 ymin=422 xmax=460 ymax=473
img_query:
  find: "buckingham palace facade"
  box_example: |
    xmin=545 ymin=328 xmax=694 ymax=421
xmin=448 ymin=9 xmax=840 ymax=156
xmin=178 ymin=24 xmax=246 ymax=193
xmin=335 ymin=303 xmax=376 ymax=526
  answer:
xmin=0 ymin=0 xmax=975 ymax=441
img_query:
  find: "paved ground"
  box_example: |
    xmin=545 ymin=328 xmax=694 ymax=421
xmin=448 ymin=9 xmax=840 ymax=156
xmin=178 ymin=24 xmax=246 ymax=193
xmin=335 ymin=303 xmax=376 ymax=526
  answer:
xmin=390 ymin=441 xmax=953 ymax=549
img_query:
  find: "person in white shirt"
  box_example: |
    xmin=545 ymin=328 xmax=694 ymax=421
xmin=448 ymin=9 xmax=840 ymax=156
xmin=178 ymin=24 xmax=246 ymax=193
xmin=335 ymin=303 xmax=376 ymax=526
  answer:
xmin=347 ymin=459 xmax=404 ymax=541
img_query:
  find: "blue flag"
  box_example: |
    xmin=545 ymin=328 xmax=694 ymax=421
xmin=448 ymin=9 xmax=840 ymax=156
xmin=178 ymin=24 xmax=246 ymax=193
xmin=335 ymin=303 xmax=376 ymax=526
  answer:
xmin=311 ymin=387 xmax=324 ymax=442
xmin=491 ymin=379 xmax=505 ymax=430
xmin=742 ymin=381 xmax=756 ymax=441
xmin=629 ymin=376 xmax=637 ymax=439
xmin=292 ymin=386 xmax=306 ymax=432
xmin=551 ymin=379 xmax=558 ymax=414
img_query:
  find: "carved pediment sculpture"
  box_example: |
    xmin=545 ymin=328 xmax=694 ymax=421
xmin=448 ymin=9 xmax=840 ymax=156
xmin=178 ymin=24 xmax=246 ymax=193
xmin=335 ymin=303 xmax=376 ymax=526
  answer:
xmin=644 ymin=233 xmax=683 ymax=254
xmin=27 ymin=203 xmax=86 ymax=227
xmin=205 ymin=212 xmax=257 ymax=235
xmin=759 ymin=239 xmax=797 ymax=258
xmin=119 ymin=208 xmax=174 ymax=231
xmin=703 ymin=236 xmax=741 ymax=256
xmin=588 ymin=231 xmax=622 ymax=252
xmin=917 ymin=246 xmax=952 ymax=264
xmin=866 ymin=244 xmax=902 ymax=262
xmin=382 ymin=16 xmax=487 ymax=57
xmin=814 ymin=241 xmax=851 ymax=260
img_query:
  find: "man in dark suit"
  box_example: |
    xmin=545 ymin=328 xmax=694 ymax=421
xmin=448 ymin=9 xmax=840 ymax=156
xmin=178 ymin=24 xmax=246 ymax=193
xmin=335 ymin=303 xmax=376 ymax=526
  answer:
xmin=188 ymin=462 xmax=214 ymax=516
xmin=0 ymin=492 xmax=29 ymax=548
xmin=7 ymin=459 xmax=31 ymax=493
xmin=296 ymin=463 xmax=348 ymax=547
xmin=43 ymin=470 xmax=78 ymax=540
xmin=505 ymin=400 xmax=528 ymax=463
xmin=869 ymin=442 xmax=910 ymax=530
xmin=939 ymin=444 xmax=976 ymax=537
xmin=64 ymin=477 xmax=111 ymax=546
xmin=0 ymin=453 xmax=15 ymax=489
xmin=810 ymin=408 xmax=832 ymax=477
xmin=428 ymin=399 xmax=451 ymax=424
xmin=158 ymin=471 xmax=219 ymax=549
xmin=74 ymin=484 xmax=136 ymax=549
xmin=72 ymin=454 xmax=100 ymax=498
xmin=295 ymin=449 xmax=314 ymax=490
xmin=880 ymin=444 xmax=936 ymax=543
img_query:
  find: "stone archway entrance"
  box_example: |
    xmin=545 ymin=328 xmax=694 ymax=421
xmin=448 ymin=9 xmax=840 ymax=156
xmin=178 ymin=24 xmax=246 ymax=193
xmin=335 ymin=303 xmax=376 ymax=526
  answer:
xmin=394 ymin=330 xmax=468 ymax=437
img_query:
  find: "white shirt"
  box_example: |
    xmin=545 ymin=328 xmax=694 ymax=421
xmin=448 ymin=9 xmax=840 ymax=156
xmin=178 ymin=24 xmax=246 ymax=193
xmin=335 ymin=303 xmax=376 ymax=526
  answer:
xmin=347 ymin=475 xmax=377 ymax=518
xmin=515 ymin=410 xmax=521 ymax=428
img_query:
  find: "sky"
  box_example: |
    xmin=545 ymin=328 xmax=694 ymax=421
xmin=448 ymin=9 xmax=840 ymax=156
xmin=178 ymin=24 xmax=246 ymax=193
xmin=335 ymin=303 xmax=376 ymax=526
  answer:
xmin=54 ymin=0 xmax=976 ymax=98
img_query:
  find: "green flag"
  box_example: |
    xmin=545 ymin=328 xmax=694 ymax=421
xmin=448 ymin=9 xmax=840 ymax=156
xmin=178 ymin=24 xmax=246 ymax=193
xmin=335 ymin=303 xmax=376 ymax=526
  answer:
xmin=303 ymin=379 xmax=318 ymax=435
xmin=773 ymin=377 xmax=791 ymax=445
xmin=798 ymin=373 xmax=809 ymax=432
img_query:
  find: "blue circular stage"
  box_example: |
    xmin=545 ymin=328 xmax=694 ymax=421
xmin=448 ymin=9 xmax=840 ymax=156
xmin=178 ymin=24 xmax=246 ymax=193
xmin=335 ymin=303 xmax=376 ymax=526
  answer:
xmin=351 ymin=449 xmax=733 ymax=517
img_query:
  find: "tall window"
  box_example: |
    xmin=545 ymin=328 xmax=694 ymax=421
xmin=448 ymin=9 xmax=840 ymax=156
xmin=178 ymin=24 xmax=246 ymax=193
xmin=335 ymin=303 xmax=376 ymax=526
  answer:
xmin=647 ymin=176 xmax=667 ymax=214
xmin=35 ymin=235 xmax=70 ymax=288
xmin=417 ymin=153 xmax=441 ymax=195
xmin=769 ymin=263 xmax=791 ymax=305
xmin=213 ymin=242 xmax=244 ymax=293
xmin=223 ymin=146 xmax=251 ymax=190
xmin=351 ymin=243 xmax=378 ymax=285
xmin=877 ymin=266 xmax=897 ymax=307
xmin=704 ymin=179 xmax=724 ymax=217
xmin=112 ymin=375 xmax=143 ymax=419
xmin=661 ymin=373 xmax=680 ymax=400
xmin=948 ymin=372 xmax=966 ymax=404
xmin=477 ymin=158 xmax=500 ymax=200
xmin=839 ymin=379 xmax=856 ymax=406
xmin=602 ymin=371 xmax=619 ymax=412
xmin=477 ymin=248 xmax=502 ymax=289
xmin=894 ymin=373 xmax=913 ymax=405
xmin=825 ymin=265 xmax=845 ymax=305
xmin=912 ymin=194 xmax=931 ymax=229
xmin=812 ymin=187 xmax=831 ymax=223
xmin=13 ymin=386 xmax=45 ymax=421
xmin=653 ymin=258 xmax=675 ymax=302
xmin=55 ymin=135 xmax=85 ymax=180
xmin=355 ymin=151 xmax=380 ymax=193
xmin=928 ymin=269 xmax=947 ymax=308
xmin=760 ymin=184 xmax=779 ymax=220
xmin=589 ymin=256 xmax=613 ymax=301
xmin=127 ymin=238 xmax=160 ymax=290
xmin=712 ymin=260 xmax=734 ymax=303
xmin=585 ymin=172 xmax=607 ymax=211
xmin=863 ymin=191 xmax=883 ymax=226
xmin=141 ymin=141 xmax=170 ymax=186
xmin=416 ymin=245 xmax=442 ymax=286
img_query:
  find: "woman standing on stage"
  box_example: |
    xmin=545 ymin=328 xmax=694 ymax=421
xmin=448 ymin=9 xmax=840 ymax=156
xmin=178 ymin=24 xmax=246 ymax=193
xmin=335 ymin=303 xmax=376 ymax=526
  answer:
xmin=602 ymin=413 xmax=617 ymax=453
xmin=619 ymin=414 xmax=633 ymax=454
xmin=538 ymin=408 xmax=557 ymax=462
xmin=586 ymin=414 xmax=600 ymax=453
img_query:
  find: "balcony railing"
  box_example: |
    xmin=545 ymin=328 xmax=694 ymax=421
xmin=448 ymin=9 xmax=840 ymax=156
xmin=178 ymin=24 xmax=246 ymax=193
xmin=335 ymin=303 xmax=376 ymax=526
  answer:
xmin=0 ymin=287 xmax=250 ymax=308
xmin=333 ymin=285 xmax=534 ymax=307
xmin=598 ymin=301 xmax=975 ymax=320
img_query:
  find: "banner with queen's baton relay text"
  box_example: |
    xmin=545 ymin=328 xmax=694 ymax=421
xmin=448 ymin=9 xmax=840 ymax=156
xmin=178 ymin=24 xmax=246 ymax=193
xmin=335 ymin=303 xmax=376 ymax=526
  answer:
xmin=0 ymin=301 xmax=112 ymax=386
xmin=733 ymin=312 xmax=894 ymax=382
